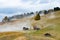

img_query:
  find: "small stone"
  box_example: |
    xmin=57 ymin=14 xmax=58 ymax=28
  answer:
xmin=44 ymin=33 xmax=51 ymax=37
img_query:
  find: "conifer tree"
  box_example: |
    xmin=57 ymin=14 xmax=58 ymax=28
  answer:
xmin=2 ymin=16 xmax=9 ymax=22
xmin=34 ymin=13 xmax=40 ymax=20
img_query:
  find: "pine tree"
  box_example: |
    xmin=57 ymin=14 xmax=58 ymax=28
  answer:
xmin=2 ymin=16 xmax=9 ymax=22
xmin=34 ymin=13 xmax=40 ymax=20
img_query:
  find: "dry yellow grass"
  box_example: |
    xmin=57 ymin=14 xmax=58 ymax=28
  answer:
xmin=14 ymin=36 xmax=28 ymax=40
xmin=29 ymin=11 xmax=60 ymax=40
xmin=0 ymin=32 xmax=26 ymax=40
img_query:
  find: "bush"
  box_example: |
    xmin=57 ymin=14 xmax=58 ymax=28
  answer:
xmin=44 ymin=10 xmax=48 ymax=15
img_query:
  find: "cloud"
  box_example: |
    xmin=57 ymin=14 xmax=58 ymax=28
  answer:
xmin=0 ymin=0 xmax=20 ymax=8
xmin=0 ymin=0 xmax=60 ymax=9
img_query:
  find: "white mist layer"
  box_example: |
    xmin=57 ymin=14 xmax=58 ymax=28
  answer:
xmin=0 ymin=19 xmax=32 ymax=32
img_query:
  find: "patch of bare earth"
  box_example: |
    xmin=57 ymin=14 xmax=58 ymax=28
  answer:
xmin=14 ymin=36 xmax=28 ymax=40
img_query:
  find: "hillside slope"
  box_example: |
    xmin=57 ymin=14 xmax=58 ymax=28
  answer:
xmin=0 ymin=11 xmax=60 ymax=32
xmin=0 ymin=11 xmax=60 ymax=40
xmin=30 ymin=11 xmax=60 ymax=40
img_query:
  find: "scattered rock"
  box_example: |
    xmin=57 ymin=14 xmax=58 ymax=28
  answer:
xmin=44 ymin=33 xmax=51 ymax=37
xmin=33 ymin=26 xmax=40 ymax=30
xmin=23 ymin=27 xmax=29 ymax=30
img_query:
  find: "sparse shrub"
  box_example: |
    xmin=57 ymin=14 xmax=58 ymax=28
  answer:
xmin=48 ymin=9 xmax=54 ymax=13
xmin=44 ymin=10 xmax=48 ymax=15
xmin=30 ymin=12 xmax=34 ymax=14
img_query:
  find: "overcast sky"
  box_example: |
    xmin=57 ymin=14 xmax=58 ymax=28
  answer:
xmin=0 ymin=0 xmax=60 ymax=21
